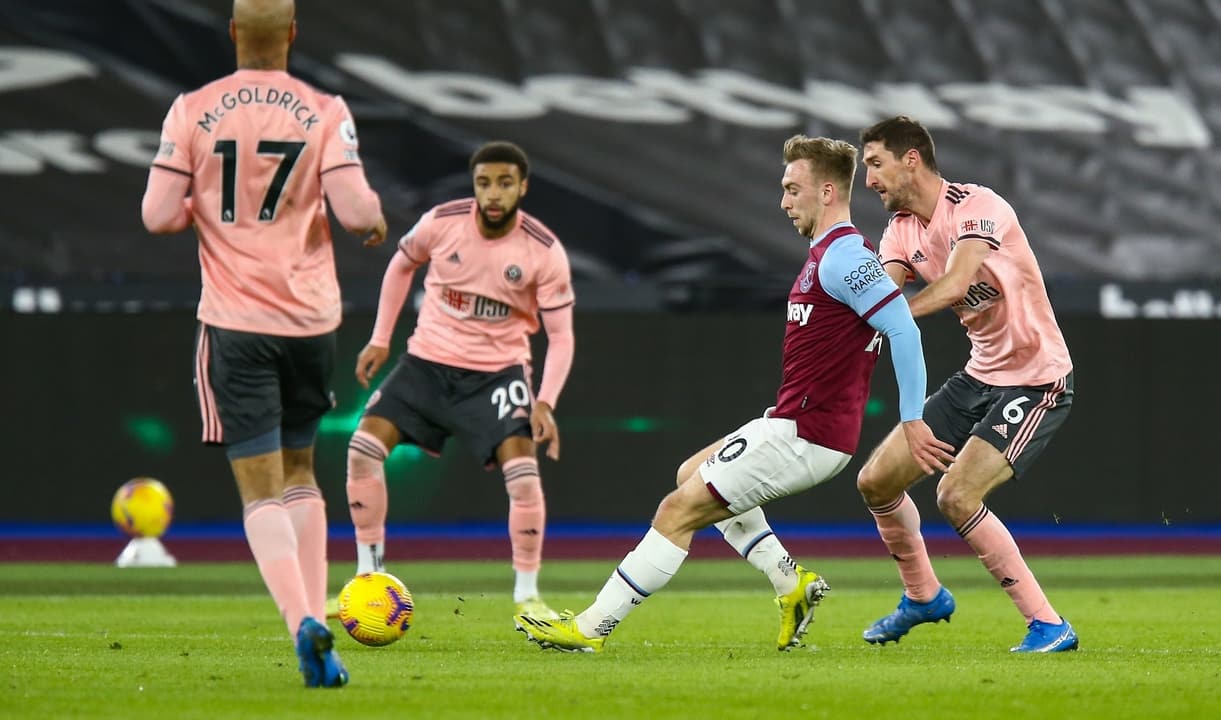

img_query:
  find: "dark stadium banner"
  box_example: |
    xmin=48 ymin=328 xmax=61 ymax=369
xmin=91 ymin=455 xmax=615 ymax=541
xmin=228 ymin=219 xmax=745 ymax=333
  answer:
xmin=5 ymin=0 xmax=1221 ymax=301
xmin=2 ymin=311 xmax=1217 ymax=525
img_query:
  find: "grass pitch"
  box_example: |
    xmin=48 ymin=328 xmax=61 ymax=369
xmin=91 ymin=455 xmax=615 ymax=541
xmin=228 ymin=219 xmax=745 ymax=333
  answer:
xmin=2 ymin=556 xmax=1219 ymax=719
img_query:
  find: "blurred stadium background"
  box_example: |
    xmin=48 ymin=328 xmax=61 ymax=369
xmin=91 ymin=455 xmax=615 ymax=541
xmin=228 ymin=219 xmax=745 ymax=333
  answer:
xmin=2 ymin=0 xmax=1220 ymax=554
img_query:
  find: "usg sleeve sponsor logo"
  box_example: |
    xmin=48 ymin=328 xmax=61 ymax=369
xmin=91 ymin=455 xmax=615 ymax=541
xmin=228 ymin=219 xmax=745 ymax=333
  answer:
xmin=960 ymin=218 xmax=996 ymax=234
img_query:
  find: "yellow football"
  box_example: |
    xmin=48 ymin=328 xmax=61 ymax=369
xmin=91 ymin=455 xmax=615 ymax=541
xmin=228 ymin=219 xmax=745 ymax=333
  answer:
xmin=110 ymin=477 xmax=174 ymax=538
xmin=338 ymin=571 xmax=414 ymax=646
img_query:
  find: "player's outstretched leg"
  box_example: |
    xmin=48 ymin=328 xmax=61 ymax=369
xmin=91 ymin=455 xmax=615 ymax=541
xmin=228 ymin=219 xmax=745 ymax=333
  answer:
xmin=775 ymin=566 xmax=830 ymax=651
xmin=296 ymin=616 xmax=349 ymax=688
xmin=863 ymin=586 xmax=956 ymax=645
xmin=517 ymin=526 xmax=689 ymax=653
xmin=514 ymin=611 xmax=605 ymax=653
xmin=715 ymin=507 xmax=830 ymax=650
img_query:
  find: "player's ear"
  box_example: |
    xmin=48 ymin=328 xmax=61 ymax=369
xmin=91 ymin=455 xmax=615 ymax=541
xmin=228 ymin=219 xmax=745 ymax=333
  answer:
xmin=229 ymin=19 xmax=237 ymax=44
xmin=519 ymin=177 xmax=529 ymax=198
xmin=288 ymin=19 xmax=297 ymax=45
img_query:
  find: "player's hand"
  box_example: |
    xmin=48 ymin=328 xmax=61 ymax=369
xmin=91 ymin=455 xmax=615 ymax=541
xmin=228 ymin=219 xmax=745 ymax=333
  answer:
xmin=531 ymin=401 xmax=561 ymax=461
xmin=901 ymin=419 xmax=956 ymax=476
xmin=363 ymin=215 xmax=388 ymax=247
xmin=354 ymin=343 xmax=390 ymax=389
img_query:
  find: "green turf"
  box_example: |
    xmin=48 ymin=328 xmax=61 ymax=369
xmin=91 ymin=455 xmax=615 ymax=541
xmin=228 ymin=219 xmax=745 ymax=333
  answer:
xmin=2 ymin=556 xmax=1219 ymax=719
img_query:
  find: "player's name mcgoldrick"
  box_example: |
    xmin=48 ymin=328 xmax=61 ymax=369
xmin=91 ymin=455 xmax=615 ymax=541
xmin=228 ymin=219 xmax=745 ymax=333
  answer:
xmin=195 ymin=86 xmax=321 ymax=133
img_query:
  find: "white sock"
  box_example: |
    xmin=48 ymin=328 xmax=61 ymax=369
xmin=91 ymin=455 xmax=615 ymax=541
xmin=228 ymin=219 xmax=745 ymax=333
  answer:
xmin=715 ymin=507 xmax=798 ymax=595
xmin=514 ymin=569 xmax=540 ymax=603
xmin=576 ymin=527 xmax=688 ymax=637
xmin=356 ymin=542 xmax=385 ymax=575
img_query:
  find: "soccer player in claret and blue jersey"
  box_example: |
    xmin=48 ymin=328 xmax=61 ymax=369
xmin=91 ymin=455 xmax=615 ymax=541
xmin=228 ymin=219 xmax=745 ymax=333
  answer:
xmin=141 ymin=0 xmax=388 ymax=688
xmin=513 ymin=135 xmax=954 ymax=653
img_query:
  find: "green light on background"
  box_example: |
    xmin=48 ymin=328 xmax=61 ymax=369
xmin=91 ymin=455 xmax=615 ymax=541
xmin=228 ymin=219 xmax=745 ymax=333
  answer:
xmin=124 ymin=415 xmax=175 ymax=455
xmin=315 ymin=385 xmax=673 ymax=488
xmin=564 ymin=416 xmax=678 ymax=432
xmin=318 ymin=395 xmax=428 ymax=477
xmin=389 ymin=445 xmax=425 ymax=461
xmin=319 ymin=407 xmax=363 ymax=436
xmin=865 ymin=398 xmax=886 ymax=417
xmin=621 ymin=416 xmax=664 ymax=432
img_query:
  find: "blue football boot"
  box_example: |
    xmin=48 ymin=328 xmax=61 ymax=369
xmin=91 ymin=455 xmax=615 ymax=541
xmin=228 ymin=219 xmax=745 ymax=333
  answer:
xmin=863 ymin=586 xmax=956 ymax=645
xmin=296 ymin=616 xmax=349 ymax=688
xmin=1011 ymin=618 xmax=1079 ymax=653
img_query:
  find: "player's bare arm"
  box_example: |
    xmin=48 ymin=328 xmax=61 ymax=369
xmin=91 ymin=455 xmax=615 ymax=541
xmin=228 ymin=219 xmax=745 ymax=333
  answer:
xmin=882 ymin=262 xmax=909 ymax=289
xmin=906 ymin=239 xmax=991 ymax=317
xmin=901 ymin=419 xmax=954 ymax=476
xmin=354 ymin=344 xmax=390 ymax=389
xmin=531 ymin=401 xmax=561 ymax=461
xmin=363 ymin=215 xmax=388 ymax=247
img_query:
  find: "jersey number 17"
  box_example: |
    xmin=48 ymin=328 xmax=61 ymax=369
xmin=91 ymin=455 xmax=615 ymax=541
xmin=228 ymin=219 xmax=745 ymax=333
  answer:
xmin=212 ymin=139 xmax=305 ymax=223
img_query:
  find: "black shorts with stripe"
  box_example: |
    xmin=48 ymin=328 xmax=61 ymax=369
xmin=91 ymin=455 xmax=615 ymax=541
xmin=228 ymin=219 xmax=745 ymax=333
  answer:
xmin=363 ymin=353 xmax=532 ymax=467
xmin=194 ymin=324 xmax=336 ymax=446
xmin=923 ymin=370 xmax=1073 ymax=479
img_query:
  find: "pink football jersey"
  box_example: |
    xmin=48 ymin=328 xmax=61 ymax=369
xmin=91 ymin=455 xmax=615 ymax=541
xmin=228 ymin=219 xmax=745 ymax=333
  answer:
xmin=398 ymin=199 xmax=574 ymax=371
xmin=879 ymin=181 xmax=1072 ymax=386
xmin=152 ymin=69 xmax=364 ymax=336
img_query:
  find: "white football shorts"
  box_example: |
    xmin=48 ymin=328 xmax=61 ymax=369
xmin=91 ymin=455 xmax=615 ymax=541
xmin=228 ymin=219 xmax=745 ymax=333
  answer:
xmin=699 ymin=408 xmax=852 ymax=514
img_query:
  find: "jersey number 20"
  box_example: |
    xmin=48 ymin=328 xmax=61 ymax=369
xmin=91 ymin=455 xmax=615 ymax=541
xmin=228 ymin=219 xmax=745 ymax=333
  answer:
xmin=492 ymin=380 xmax=531 ymax=420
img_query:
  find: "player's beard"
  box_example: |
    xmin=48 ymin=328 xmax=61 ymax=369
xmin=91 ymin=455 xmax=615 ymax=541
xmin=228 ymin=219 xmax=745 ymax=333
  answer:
xmin=881 ymin=170 xmax=918 ymax=212
xmin=799 ymin=207 xmax=820 ymax=238
xmin=799 ymin=218 xmax=816 ymax=238
xmin=479 ymin=203 xmax=519 ymax=230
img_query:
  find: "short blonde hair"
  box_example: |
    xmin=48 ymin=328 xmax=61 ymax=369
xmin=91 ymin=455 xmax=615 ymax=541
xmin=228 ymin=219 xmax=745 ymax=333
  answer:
xmin=782 ymin=135 xmax=858 ymax=197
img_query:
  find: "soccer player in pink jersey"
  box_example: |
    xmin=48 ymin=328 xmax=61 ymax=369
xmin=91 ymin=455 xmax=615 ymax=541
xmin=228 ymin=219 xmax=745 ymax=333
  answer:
xmin=856 ymin=115 xmax=1079 ymax=653
xmin=140 ymin=0 xmax=388 ymax=687
xmin=513 ymin=136 xmax=953 ymax=653
xmin=342 ymin=141 xmax=575 ymax=620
